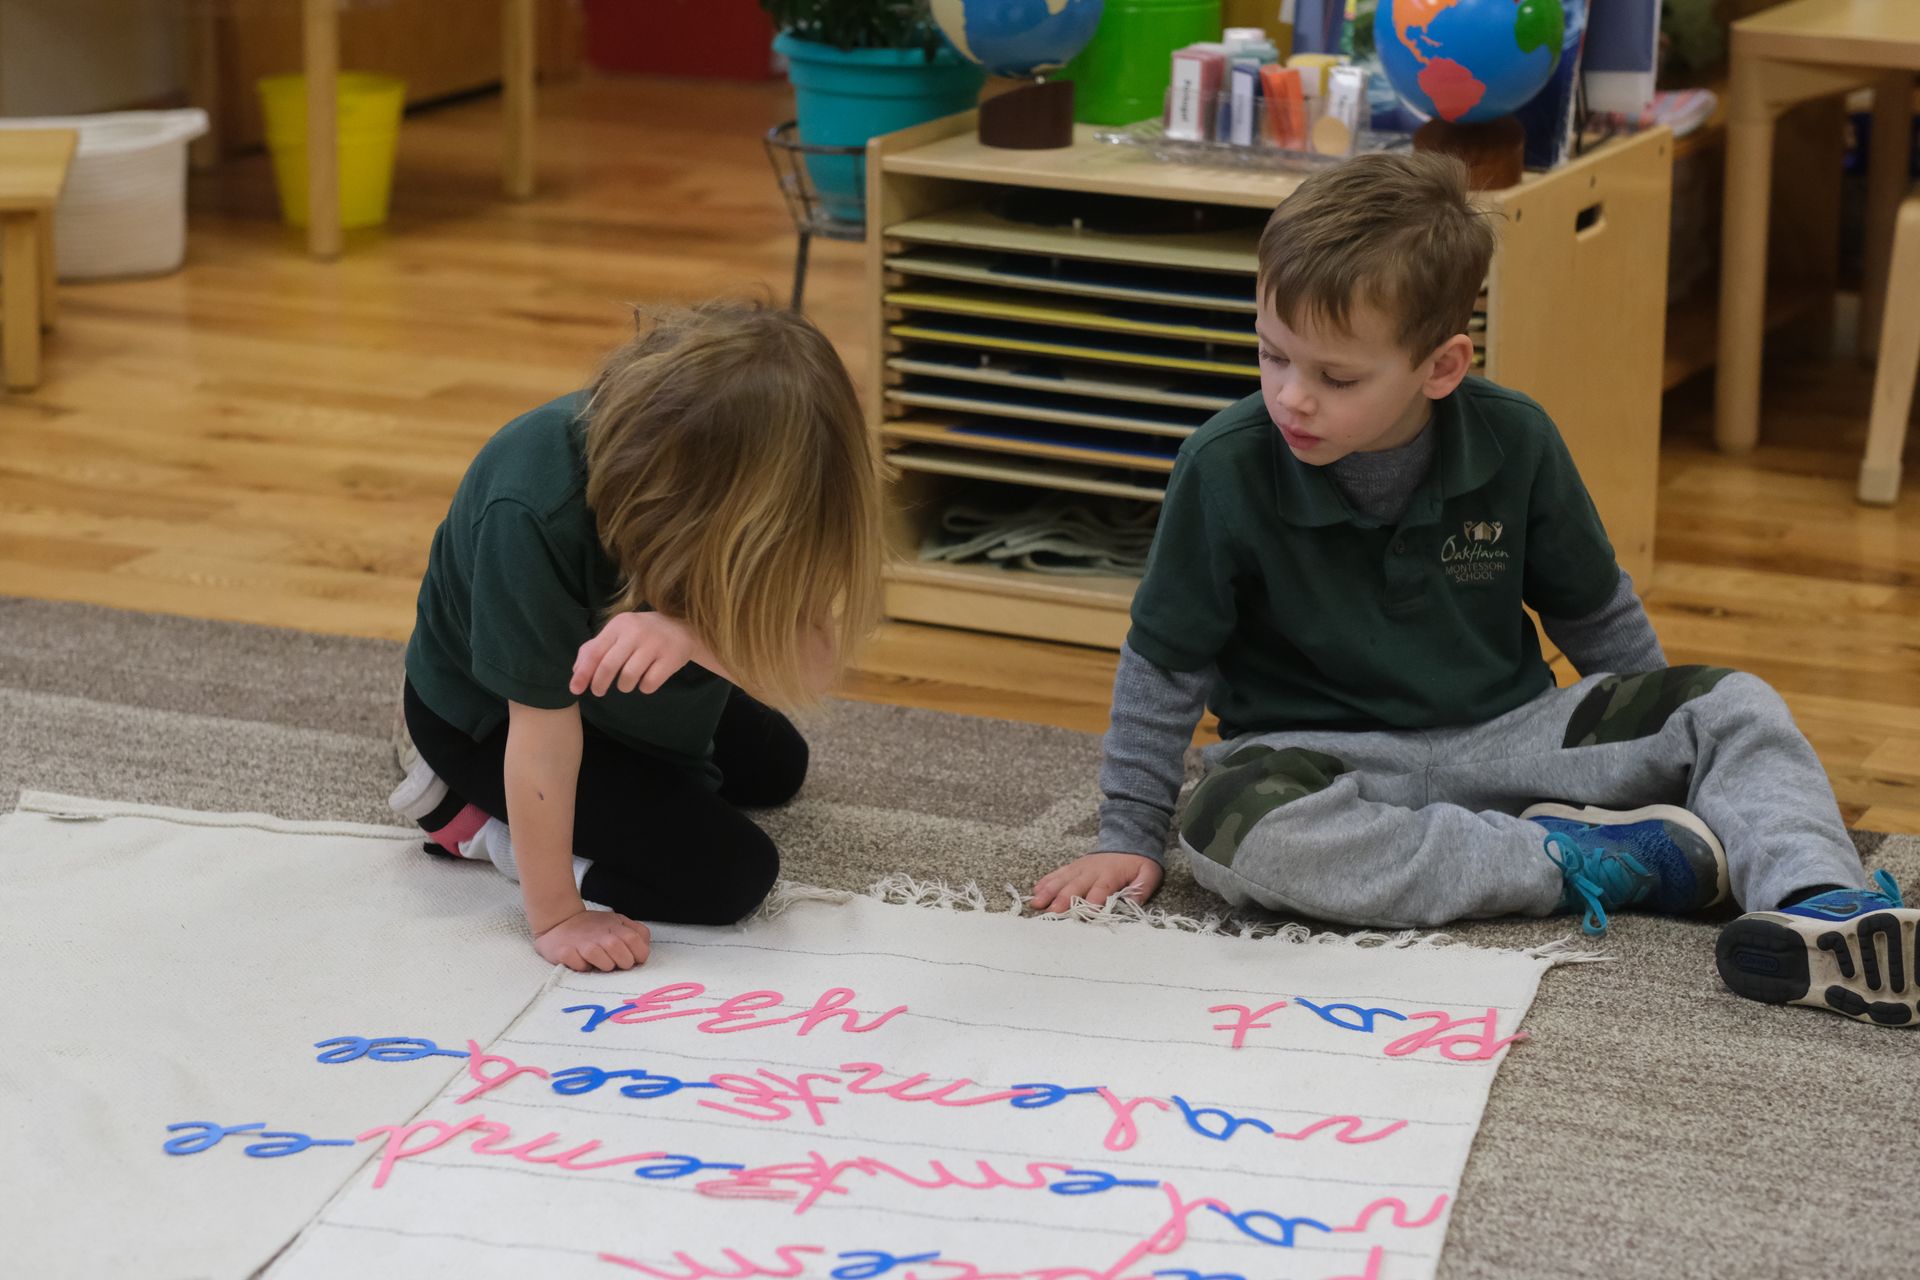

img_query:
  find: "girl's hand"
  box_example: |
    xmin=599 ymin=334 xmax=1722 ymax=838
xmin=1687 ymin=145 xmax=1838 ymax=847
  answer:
xmin=1029 ymin=853 xmax=1164 ymax=915
xmin=572 ymin=611 xmax=725 ymax=696
xmin=533 ymin=908 xmax=652 ymax=972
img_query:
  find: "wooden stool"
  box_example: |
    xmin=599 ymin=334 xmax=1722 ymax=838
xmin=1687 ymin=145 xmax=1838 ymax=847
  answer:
xmin=0 ymin=128 xmax=78 ymax=391
xmin=1859 ymin=188 xmax=1920 ymax=504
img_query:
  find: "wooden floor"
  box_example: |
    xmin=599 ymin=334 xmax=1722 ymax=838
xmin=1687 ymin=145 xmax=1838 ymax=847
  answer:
xmin=3 ymin=76 xmax=1916 ymax=833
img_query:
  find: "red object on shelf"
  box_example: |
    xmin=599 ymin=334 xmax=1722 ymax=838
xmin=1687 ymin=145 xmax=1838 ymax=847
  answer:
xmin=583 ymin=0 xmax=781 ymax=79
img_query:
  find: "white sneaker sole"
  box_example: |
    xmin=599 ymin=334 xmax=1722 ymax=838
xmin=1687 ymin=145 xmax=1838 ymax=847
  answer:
xmin=1717 ymin=906 xmax=1920 ymax=1026
xmin=387 ymin=756 xmax=445 ymax=822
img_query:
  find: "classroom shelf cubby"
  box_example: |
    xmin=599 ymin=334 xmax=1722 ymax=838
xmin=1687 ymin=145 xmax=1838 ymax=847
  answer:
xmin=866 ymin=115 xmax=1673 ymax=648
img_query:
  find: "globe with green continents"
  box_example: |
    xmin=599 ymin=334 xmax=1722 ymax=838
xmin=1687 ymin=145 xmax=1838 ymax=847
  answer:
xmin=1374 ymin=0 xmax=1564 ymax=124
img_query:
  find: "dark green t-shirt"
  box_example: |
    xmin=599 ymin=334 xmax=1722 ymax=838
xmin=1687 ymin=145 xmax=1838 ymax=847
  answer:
xmin=1127 ymin=377 xmax=1619 ymax=736
xmin=404 ymin=392 xmax=730 ymax=780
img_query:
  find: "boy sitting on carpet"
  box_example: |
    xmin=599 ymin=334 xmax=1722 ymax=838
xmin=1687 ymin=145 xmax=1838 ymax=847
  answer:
xmin=1030 ymin=153 xmax=1916 ymax=1027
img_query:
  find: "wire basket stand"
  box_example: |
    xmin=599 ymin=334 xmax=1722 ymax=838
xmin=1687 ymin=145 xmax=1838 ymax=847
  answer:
xmin=764 ymin=121 xmax=866 ymax=312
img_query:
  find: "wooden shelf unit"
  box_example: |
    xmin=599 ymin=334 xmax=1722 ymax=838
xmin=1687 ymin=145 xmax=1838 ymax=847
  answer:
xmin=865 ymin=113 xmax=1673 ymax=648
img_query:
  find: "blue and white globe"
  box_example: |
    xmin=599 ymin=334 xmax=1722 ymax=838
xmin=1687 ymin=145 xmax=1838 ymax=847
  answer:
xmin=929 ymin=0 xmax=1105 ymax=79
xmin=1374 ymin=0 xmax=1563 ymax=124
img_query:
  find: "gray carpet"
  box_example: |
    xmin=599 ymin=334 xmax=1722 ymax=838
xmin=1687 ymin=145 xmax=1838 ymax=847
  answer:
xmin=4 ymin=595 xmax=1913 ymax=1278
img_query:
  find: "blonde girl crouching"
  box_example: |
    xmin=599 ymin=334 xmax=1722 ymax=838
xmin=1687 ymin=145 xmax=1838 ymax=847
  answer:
xmin=393 ymin=300 xmax=883 ymax=972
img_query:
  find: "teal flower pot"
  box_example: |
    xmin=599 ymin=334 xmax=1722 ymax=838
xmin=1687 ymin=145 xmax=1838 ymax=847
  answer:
xmin=776 ymin=31 xmax=985 ymax=224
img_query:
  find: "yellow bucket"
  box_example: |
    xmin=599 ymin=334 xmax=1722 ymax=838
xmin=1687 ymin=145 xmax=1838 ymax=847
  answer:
xmin=257 ymin=73 xmax=405 ymax=229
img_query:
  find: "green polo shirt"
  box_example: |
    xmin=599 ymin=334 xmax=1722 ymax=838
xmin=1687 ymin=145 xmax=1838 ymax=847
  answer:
xmin=404 ymin=392 xmax=730 ymax=782
xmin=1128 ymin=377 xmax=1619 ymax=736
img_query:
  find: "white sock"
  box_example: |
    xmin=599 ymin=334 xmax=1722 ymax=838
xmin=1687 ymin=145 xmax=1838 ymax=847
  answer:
xmin=455 ymin=821 xmax=591 ymax=890
xmin=462 ymin=817 xmax=517 ymax=879
xmin=458 ymin=821 xmax=597 ymax=904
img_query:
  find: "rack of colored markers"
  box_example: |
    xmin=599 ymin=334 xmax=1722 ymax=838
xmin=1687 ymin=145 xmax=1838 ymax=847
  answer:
xmin=1094 ymin=33 xmax=1406 ymax=172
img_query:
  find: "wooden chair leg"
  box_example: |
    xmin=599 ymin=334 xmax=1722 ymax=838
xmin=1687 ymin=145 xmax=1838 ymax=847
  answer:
xmin=187 ymin=1 xmax=225 ymax=171
xmin=3 ymin=212 xmax=44 ymax=391
xmin=1859 ymin=73 xmax=1913 ymax=359
xmin=303 ymin=0 xmax=343 ymax=260
xmin=36 ymin=212 xmax=57 ymax=332
xmin=1716 ymin=67 xmax=1776 ymax=454
xmin=1859 ymin=199 xmax=1920 ymax=506
xmin=503 ymin=0 xmax=537 ymax=199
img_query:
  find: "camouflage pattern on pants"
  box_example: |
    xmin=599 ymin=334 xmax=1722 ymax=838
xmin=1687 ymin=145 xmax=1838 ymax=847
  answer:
xmin=1175 ymin=668 xmax=1862 ymax=926
xmin=1179 ymin=744 xmax=1348 ymax=868
xmin=1562 ymin=665 xmax=1735 ymax=748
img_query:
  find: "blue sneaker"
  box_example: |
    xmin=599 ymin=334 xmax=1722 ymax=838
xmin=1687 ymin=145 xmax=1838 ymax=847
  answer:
xmin=1716 ymin=870 xmax=1919 ymax=1027
xmin=1522 ymin=802 xmax=1731 ymax=937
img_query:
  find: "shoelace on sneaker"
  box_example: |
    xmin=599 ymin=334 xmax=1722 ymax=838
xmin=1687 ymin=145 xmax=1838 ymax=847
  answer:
xmin=1544 ymin=829 xmax=1655 ymax=937
xmin=1871 ymin=868 xmax=1905 ymax=908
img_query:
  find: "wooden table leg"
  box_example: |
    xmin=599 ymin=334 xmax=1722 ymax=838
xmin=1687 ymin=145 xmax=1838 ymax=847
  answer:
xmin=303 ymin=0 xmax=343 ymax=260
xmin=186 ymin=2 xmax=225 ymax=171
xmin=1716 ymin=56 xmax=1776 ymax=454
xmin=3 ymin=213 xmax=43 ymax=391
xmin=36 ymin=212 xmax=56 ymax=332
xmin=1773 ymin=97 xmax=1846 ymax=358
xmin=1859 ymin=199 xmax=1920 ymax=504
xmin=503 ymin=0 xmax=537 ymax=200
xmin=1860 ymin=71 xmax=1913 ymax=359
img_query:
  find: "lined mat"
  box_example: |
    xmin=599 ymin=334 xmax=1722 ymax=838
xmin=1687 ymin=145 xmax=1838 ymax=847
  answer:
xmin=0 ymin=791 xmax=554 ymax=1278
xmin=266 ymin=892 xmax=1556 ymax=1280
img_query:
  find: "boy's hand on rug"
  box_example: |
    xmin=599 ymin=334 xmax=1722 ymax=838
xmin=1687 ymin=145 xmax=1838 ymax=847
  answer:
xmin=534 ymin=908 xmax=652 ymax=972
xmin=1029 ymin=853 xmax=1163 ymax=915
xmin=572 ymin=611 xmax=718 ymax=697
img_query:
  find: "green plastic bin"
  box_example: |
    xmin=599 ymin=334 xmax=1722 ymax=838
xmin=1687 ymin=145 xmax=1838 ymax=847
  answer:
xmin=1063 ymin=0 xmax=1223 ymax=125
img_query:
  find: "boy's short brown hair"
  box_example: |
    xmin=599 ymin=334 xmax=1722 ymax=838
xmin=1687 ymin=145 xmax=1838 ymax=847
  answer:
xmin=1257 ymin=151 xmax=1496 ymax=365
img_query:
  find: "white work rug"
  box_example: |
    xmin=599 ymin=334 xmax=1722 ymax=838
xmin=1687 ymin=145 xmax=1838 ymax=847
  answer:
xmin=0 ymin=791 xmax=553 ymax=1278
xmin=266 ymin=884 xmax=1565 ymax=1280
xmin=3 ymin=793 xmax=1566 ymax=1280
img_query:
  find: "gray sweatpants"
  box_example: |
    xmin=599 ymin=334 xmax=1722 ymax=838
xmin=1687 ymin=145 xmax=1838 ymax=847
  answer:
xmin=1180 ymin=667 xmax=1864 ymax=929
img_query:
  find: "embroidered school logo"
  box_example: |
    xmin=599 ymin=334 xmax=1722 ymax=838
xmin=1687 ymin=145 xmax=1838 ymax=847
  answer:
xmin=1441 ymin=518 xmax=1512 ymax=585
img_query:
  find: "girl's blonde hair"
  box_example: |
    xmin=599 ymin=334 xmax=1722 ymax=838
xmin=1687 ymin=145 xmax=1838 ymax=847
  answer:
xmin=584 ymin=299 xmax=884 ymax=711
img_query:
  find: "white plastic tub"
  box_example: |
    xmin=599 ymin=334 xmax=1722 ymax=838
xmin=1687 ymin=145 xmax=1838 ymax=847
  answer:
xmin=0 ymin=109 xmax=208 ymax=280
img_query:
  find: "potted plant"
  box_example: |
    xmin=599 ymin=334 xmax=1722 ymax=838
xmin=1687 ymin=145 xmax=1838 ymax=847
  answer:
xmin=763 ymin=0 xmax=986 ymax=223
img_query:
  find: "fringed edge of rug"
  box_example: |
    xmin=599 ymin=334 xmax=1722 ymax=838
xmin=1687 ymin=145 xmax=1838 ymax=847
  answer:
xmin=760 ymin=874 xmax=1607 ymax=966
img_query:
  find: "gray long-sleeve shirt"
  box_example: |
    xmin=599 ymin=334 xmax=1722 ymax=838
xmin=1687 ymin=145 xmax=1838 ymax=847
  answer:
xmin=1094 ymin=427 xmax=1665 ymax=861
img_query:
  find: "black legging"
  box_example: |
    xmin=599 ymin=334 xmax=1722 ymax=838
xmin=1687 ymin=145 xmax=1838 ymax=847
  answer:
xmin=403 ymin=681 xmax=803 ymax=925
